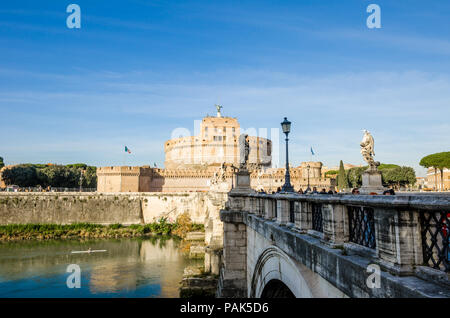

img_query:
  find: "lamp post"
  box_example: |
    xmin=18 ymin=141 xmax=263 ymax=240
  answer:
xmin=306 ymin=164 xmax=311 ymax=192
xmin=281 ymin=117 xmax=294 ymax=193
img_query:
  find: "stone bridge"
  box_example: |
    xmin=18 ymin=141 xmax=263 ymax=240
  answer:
xmin=217 ymin=192 xmax=450 ymax=298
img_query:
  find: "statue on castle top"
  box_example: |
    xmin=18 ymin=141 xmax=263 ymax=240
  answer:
xmin=239 ymin=134 xmax=250 ymax=170
xmin=360 ymin=130 xmax=379 ymax=170
xmin=215 ymin=104 xmax=223 ymax=117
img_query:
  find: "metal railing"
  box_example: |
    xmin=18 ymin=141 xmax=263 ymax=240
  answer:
xmin=311 ymin=203 xmax=323 ymax=232
xmin=348 ymin=206 xmax=376 ymax=249
xmin=289 ymin=201 xmax=295 ymax=224
xmin=420 ymin=210 xmax=450 ymax=272
xmin=272 ymin=198 xmax=277 ymax=219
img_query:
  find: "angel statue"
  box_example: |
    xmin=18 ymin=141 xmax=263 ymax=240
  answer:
xmin=210 ymin=171 xmax=219 ymax=186
xmin=210 ymin=163 xmax=227 ymax=186
xmin=215 ymin=104 xmax=223 ymax=117
xmin=239 ymin=134 xmax=250 ymax=170
xmin=218 ymin=162 xmax=226 ymax=182
xmin=360 ymin=130 xmax=379 ymax=170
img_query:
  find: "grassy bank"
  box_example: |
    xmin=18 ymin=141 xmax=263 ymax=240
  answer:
xmin=0 ymin=217 xmax=204 ymax=241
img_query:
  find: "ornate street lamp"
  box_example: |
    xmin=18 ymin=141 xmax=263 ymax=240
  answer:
xmin=306 ymin=164 xmax=311 ymax=192
xmin=281 ymin=117 xmax=294 ymax=192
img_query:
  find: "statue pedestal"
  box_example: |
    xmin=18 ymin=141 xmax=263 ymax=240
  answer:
xmin=359 ymin=168 xmax=386 ymax=195
xmin=230 ymin=169 xmax=255 ymax=195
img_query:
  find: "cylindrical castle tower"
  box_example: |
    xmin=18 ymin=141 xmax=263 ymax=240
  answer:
xmin=164 ymin=110 xmax=271 ymax=169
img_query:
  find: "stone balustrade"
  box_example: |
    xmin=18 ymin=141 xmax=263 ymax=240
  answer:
xmin=219 ymin=192 xmax=450 ymax=297
xmin=250 ymin=193 xmax=448 ymax=274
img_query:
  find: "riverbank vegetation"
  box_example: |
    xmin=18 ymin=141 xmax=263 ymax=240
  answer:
xmin=0 ymin=216 xmax=204 ymax=241
xmin=0 ymin=163 xmax=97 ymax=188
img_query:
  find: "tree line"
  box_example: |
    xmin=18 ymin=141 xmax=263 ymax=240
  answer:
xmin=0 ymin=163 xmax=97 ymax=188
xmin=335 ymin=160 xmax=416 ymax=190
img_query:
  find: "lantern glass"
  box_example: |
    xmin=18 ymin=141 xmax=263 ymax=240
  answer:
xmin=281 ymin=117 xmax=291 ymax=134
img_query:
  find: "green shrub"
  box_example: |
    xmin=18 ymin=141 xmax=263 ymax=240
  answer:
xmin=108 ymin=223 xmax=123 ymax=230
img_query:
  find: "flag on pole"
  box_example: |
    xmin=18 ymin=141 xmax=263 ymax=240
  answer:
xmin=310 ymin=147 xmax=315 ymax=155
xmin=125 ymin=146 xmax=131 ymax=154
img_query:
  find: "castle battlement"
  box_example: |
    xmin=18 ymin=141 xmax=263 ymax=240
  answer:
xmin=97 ymin=166 xmax=153 ymax=175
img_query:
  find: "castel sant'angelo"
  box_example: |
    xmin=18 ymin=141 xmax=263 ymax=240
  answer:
xmin=97 ymin=107 xmax=335 ymax=193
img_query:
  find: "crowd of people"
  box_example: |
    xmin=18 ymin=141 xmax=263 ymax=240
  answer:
xmin=258 ymin=186 xmax=396 ymax=195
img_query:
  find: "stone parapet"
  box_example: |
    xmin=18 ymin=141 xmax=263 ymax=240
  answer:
xmin=238 ymin=192 xmax=450 ymax=211
xmin=218 ymin=192 xmax=450 ymax=297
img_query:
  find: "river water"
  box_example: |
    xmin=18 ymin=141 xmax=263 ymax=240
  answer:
xmin=0 ymin=237 xmax=202 ymax=297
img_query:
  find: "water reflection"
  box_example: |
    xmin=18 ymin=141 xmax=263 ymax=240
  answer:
xmin=0 ymin=237 xmax=202 ymax=298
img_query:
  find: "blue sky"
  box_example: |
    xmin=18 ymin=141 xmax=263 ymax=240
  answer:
xmin=0 ymin=0 xmax=449 ymax=176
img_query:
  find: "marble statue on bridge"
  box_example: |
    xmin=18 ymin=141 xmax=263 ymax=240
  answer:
xmin=239 ymin=134 xmax=250 ymax=171
xmin=359 ymin=130 xmax=385 ymax=194
xmin=360 ymin=129 xmax=380 ymax=171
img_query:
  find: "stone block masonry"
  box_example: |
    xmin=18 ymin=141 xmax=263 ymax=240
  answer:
xmin=0 ymin=192 xmax=227 ymax=232
xmin=0 ymin=193 xmax=142 ymax=225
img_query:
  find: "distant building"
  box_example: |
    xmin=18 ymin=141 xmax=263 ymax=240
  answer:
xmin=96 ymin=166 xmax=153 ymax=192
xmin=0 ymin=165 xmax=13 ymax=189
xmin=425 ymin=168 xmax=450 ymax=191
xmin=0 ymin=170 xmax=5 ymax=189
xmin=414 ymin=177 xmax=426 ymax=190
xmin=252 ymin=162 xmax=335 ymax=193
xmin=322 ymin=163 xmax=363 ymax=174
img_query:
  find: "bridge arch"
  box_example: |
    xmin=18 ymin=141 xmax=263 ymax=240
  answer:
xmin=250 ymin=245 xmax=313 ymax=298
xmin=260 ymin=279 xmax=295 ymax=298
